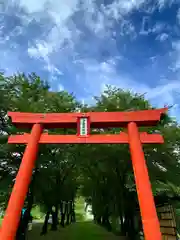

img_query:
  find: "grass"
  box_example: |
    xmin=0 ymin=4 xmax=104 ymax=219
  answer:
xmin=27 ymin=197 xmax=127 ymax=239
xmin=31 ymin=206 xmax=45 ymax=220
xmin=0 ymin=197 xmax=127 ymax=239
xmin=75 ymin=197 xmax=86 ymax=221
xmin=27 ymin=222 xmax=126 ymax=240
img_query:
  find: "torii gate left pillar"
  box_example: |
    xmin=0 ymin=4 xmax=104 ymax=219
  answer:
xmin=0 ymin=108 xmax=167 ymax=240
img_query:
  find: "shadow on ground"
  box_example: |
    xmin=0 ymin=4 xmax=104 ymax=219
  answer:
xmin=27 ymin=221 xmax=127 ymax=240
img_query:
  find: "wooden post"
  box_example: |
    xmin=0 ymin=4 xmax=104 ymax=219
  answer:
xmin=0 ymin=124 xmax=43 ymax=240
xmin=128 ymin=122 xmax=162 ymax=240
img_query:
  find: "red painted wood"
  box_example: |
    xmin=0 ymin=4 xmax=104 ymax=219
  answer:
xmin=3 ymin=109 xmax=166 ymax=240
xmin=8 ymin=108 xmax=167 ymax=129
xmin=77 ymin=117 xmax=80 ymax=136
xmin=128 ymin=122 xmax=162 ymax=240
xmin=8 ymin=132 xmax=164 ymax=144
xmin=0 ymin=124 xmax=43 ymax=240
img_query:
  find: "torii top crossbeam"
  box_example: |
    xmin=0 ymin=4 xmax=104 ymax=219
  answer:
xmin=8 ymin=108 xmax=167 ymax=129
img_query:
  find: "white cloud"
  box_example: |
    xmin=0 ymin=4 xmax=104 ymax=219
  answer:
xmin=21 ymin=0 xmax=79 ymax=48
xmin=101 ymin=0 xmax=145 ymax=21
xmin=17 ymin=0 xmax=47 ymax=13
xmin=23 ymin=0 xmax=82 ymax=80
xmin=57 ymin=83 xmax=64 ymax=91
xmin=77 ymin=59 xmax=118 ymax=96
xmin=1 ymin=0 xmax=180 ymax=120
xmin=80 ymin=58 xmax=180 ymax=119
xmin=139 ymin=16 xmax=151 ymax=35
xmin=28 ymin=41 xmax=52 ymax=59
xmin=157 ymin=0 xmax=176 ymax=10
xmin=172 ymin=40 xmax=180 ymax=71
xmin=21 ymin=0 xmax=146 ymax=84
xmin=156 ymin=33 xmax=169 ymax=41
xmin=152 ymin=22 xmax=166 ymax=34
xmin=177 ymin=8 xmax=180 ymax=24
xmin=25 ymin=0 xmax=144 ymax=62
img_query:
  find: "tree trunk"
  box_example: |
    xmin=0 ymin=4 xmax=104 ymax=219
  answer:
xmin=102 ymin=206 xmax=112 ymax=232
xmin=16 ymin=180 xmax=34 ymax=239
xmin=66 ymin=201 xmax=72 ymax=225
xmin=124 ymin=197 xmax=137 ymax=240
xmin=94 ymin=215 xmax=101 ymax=225
xmin=41 ymin=211 xmax=50 ymax=235
xmin=51 ymin=209 xmax=58 ymax=231
xmin=16 ymin=214 xmax=25 ymax=240
xmin=102 ymin=215 xmax=112 ymax=231
xmin=60 ymin=201 xmax=66 ymax=227
xmin=71 ymin=201 xmax=76 ymax=223
xmin=55 ymin=204 xmax=59 ymax=224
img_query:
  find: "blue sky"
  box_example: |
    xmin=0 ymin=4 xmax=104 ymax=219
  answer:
xmin=1 ymin=0 xmax=180 ymax=119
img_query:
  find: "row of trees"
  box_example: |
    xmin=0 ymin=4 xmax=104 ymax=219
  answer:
xmin=1 ymin=73 xmax=180 ymax=239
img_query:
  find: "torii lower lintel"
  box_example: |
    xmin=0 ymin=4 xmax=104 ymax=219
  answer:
xmin=8 ymin=132 xmax=164 ymax=144
xmin=0 ymin=108 xmax=167 ymax=240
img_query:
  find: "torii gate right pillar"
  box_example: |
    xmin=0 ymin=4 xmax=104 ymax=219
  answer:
xmin=128 ymin=122 xmax=162 ymax=240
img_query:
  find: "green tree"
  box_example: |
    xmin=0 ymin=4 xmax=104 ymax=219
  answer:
xmin=79 ymin=85 xmax=180 ymax=238
xmin=1 ymin=75 xmax=180 ymax=240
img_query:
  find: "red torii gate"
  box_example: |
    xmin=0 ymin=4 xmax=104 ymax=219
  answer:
xmin=0 ymin=108 xmax=167 ymax=240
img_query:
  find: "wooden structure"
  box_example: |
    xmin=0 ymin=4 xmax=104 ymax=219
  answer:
xmin=0 ymin=108 xmax=167 ymax=240
xmin=157 ymin=203 xmax=177 ymax=239
xmin=138 ymin=196 xmax=178 ymax=239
